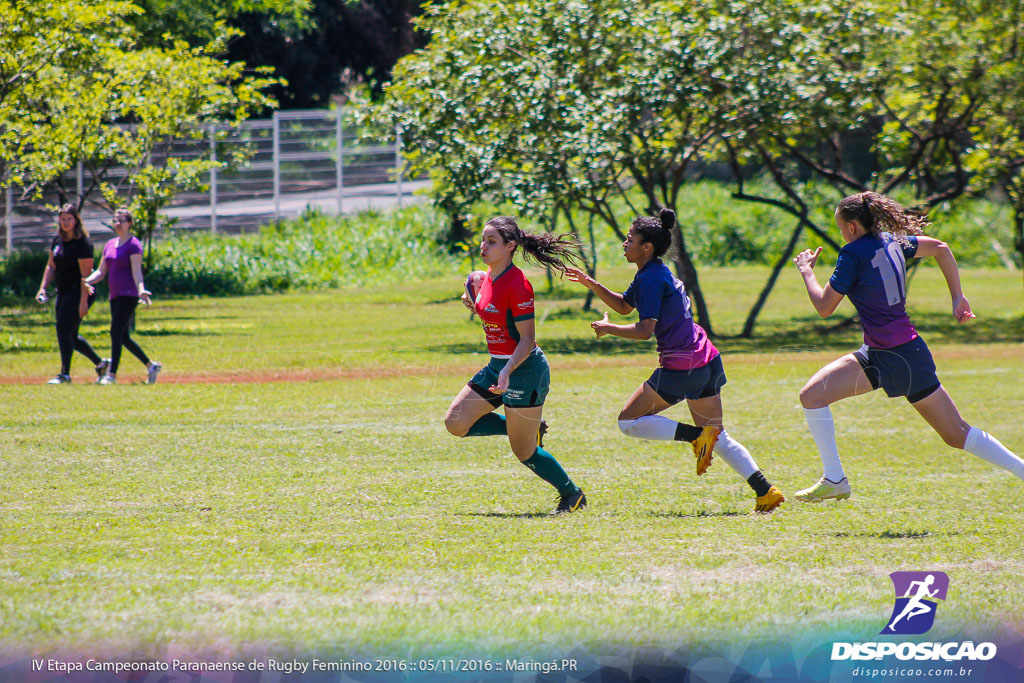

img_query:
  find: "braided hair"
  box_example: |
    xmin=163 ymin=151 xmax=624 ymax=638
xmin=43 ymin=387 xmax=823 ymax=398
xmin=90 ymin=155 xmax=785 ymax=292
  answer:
xmin=630 ymin=208 xmax=676 ymax=258
xmin=836 ymin=192 xmax=929 ymax=245
xmin=485 ymin=216 xmax=581 ymax=273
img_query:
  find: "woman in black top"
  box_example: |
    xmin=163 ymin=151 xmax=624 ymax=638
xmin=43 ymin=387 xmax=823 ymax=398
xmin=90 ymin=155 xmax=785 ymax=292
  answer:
xmin=35 ymin=204 xmax=108 ymax=384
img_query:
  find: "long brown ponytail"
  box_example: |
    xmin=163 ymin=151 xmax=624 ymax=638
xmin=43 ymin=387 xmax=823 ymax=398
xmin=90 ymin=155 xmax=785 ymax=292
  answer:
xmin=837 ymin=192 xmax=929 ymax=245
xmin=485 ymin=216 xmax=581 ymax=273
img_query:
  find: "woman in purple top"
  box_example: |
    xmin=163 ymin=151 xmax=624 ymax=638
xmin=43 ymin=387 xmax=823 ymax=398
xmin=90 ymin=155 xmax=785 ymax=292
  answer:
xmin=793 ymin=191 xmax=1024 ymax=502
xmin=34 ymin=203 xmax=109 ymax=384
xmin=83 ymin=208 xmax=162 ymax=385
xmin=567 ymin=209 xmax=785 ymax=513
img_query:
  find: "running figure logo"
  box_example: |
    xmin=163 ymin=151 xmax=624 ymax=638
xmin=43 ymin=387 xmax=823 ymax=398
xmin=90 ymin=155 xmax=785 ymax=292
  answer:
xmin=881 ymin=571 xmax=949 ymax=635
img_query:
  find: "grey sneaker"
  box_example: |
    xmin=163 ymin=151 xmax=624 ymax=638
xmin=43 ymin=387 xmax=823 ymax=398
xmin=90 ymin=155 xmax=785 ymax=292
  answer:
xmin=95 ymin=358 xmax=111 ymax=379
xmin=47 ymin=374 xmax=71 ymax=385
xmin=146 ymin=361 xmax=162 ymax=385
xmin=97 ymin=374 xmax=117 ymax=385
xmin=794 ymin=476 xmax=852 ymax=502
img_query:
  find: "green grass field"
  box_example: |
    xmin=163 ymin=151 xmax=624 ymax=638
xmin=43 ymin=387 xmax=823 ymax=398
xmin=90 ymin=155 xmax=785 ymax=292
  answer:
xmin=1 ymin=265 xmax=1022 ymax=660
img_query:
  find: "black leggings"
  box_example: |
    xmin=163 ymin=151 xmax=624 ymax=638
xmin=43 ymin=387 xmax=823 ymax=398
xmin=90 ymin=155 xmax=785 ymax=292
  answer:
xmin=109 ymin=296 xmax=150 ymax=374
xmin=55 ymin=289 xmax=101 ymax=374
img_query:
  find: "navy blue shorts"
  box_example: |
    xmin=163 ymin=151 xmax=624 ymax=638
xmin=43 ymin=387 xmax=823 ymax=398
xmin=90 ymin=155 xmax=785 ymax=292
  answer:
xmin=853 ymin=336 xmax=941 ymax=403
xmin=645 ymin=354 xmax=727 ymax=405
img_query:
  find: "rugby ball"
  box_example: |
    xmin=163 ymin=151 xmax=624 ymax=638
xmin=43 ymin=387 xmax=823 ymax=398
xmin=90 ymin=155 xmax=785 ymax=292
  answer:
xmin=465 ymin=270 xmax=486 ymax=302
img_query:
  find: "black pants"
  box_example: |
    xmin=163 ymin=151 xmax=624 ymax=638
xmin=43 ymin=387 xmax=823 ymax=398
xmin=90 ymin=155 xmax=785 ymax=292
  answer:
xmin=110 ymin=296 xmax=150 ymax=374
xmin=55 ymin=289 xmax=101 ymax=375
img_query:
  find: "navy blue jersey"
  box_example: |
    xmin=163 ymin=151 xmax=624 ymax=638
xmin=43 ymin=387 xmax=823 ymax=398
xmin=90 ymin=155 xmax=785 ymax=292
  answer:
xmin=623 ymin=258 xmax=717 ymax=370
xmin=829 ymin=233 xmax=919 ymax=348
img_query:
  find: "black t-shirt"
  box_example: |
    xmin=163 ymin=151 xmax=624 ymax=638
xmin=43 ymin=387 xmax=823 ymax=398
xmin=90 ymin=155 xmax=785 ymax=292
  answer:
xmin=50 ymin=234 xmax=94 ymax=293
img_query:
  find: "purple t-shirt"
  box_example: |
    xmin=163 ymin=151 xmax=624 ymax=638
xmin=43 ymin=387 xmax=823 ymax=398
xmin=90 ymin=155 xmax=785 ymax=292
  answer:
xmin=622 ymin=258 xmax=718 ymax=370
xmin=829 ymin=233 xmax=919 ymax=348
xmin=103 ymin=236 xmax=144 ymax=300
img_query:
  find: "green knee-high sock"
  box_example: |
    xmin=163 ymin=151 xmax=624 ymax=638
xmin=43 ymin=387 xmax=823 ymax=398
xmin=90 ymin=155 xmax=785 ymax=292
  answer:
xmin=466 ymin=412 xmax=507 ymax=437
xmin=522 ymin=447 xmax=579 ymax=495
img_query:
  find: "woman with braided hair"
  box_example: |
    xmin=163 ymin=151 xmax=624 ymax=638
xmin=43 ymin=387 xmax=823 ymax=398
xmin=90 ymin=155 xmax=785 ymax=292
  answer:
xmin=566 ymin=209 xmax=785 ymax=513
xmin=443 ymin=216 xmax=588 ymax=514
xmin=793 ymin=191 xmax=1024 ymax=502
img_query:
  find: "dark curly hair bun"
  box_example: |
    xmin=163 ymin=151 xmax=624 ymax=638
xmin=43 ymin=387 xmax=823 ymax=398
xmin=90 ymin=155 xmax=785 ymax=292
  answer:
xmin=659 ymin=208 xmax=676 ymax=230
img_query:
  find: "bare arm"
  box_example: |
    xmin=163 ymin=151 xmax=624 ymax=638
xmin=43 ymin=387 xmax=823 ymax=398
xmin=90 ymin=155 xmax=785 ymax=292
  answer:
xmin=36 ymin=252 xmax=56 ymax=301
xmin=564 ymin=267 xmax=634 ymax=316
xmin=591 ymin=313 xmax=656 ymax=340
xmin=83 ymin=255 xmax=109 ymax=286
xmin=794 ymin=247 xmax=845 ymax=317
xmin=913 ymin=236 xmax=974 ymax=323
xmin=129 ymin=252 xmax=152 ymax=305
xmin=491 ymin=318 xmax=536 ymax=393
xmin=77 ymin=257 xmax=94 ymax=318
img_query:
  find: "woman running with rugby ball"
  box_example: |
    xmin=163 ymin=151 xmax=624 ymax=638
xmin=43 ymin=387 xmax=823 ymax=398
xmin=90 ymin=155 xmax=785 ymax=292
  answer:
xmin=566 ymin=209 xmax=785 ymax=513
xmin=793 ymin=191 xmax=1024 ymax=501
xmin=444 ymin=217 xmax=587 ymax=514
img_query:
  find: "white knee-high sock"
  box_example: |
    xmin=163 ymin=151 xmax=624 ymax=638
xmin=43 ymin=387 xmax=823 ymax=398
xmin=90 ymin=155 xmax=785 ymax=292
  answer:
xmin=964 ymin=427 xmax=1024 ymax=481
xmin=618 ymin=416 xmax=677 ymax=440
xmin=715 ymin=430 xmax=758 ymax=479
xmin=803 ymin=406 xmax=845 ymax=481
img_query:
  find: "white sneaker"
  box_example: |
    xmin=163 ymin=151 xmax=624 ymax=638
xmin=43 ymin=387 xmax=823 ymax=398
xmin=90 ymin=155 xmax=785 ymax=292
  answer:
xmin=95 ymin=358 xmax=111 ymax=379
xmin=97 ymin=374 xmax=117 ymax=385
xmin=47 ymin=374 xmax=71 ymax=385
xmin=146 ymin=361 xmax=162 ymax=385
xmin=794 ymin=476 xmax=852 ymax=502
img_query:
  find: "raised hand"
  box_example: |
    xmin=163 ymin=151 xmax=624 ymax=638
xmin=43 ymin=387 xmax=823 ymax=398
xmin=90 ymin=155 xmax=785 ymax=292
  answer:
xmin=793 ymin=247 xmax=823 ymax=272
xmin=591 ymin=311 xmax=611 ymax=338
xmin=564 ymin=267 xmax=594 ymax=289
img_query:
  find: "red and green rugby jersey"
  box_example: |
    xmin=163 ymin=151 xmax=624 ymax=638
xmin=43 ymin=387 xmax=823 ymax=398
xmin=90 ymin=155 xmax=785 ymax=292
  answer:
xmin=474 ymin=264 xmax=536 ymax=357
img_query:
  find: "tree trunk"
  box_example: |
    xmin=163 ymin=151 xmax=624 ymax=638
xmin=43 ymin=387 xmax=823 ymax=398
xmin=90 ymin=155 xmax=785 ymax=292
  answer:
xmin=669 ymin=222 xmax=712 ymax=336
xmin=1015 ymin=195 xmax=1024 ymax=289
xmin=446 ymin=213 xmax=471 ymax=252
xmin=741 ymin=220 xmax=804 ymax=338
xmin=583 ymin=213 xmax=598 ymax=311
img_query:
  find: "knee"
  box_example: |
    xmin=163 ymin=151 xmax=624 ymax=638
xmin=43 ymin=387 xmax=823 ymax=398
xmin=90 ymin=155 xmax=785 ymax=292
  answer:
xmin=511 ymin=443 xmax=537 ymax=462
xmin=799 ymin=383 xmax=823 ymax=409
xmin=941 ymin=422 xmax=971 ymax=449
xmin=443 ymin=414 xmax=467 ymax=437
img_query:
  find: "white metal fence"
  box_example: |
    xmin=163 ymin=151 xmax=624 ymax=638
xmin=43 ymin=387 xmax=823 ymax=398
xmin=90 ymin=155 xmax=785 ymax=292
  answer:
xmin=2 ymin=109 xmax=426 ymax=251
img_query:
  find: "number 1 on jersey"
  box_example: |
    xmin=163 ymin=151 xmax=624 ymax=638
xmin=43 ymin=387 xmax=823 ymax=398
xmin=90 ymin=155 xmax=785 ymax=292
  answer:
xmin=870 ymin=243 xmax=907 ymax=306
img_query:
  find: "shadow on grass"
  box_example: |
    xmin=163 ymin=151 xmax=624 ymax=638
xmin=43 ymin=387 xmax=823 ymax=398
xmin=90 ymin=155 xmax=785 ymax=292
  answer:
xmin=0 ymin=314 xmax=52 ymax=330
xmin=834 ymin=530 xmax=948 ymax=539
xmin=461 ymin=511 xmax=557 ymax=519
xmin=137 ymin=328 xmax=220 ymax=337
xmin=428 ymin=337 xmax=647 ymax=356
xmin=0 ymin=343 xmax=49 ymax=353
xmin=648 ymin=510 xmax=745 ymax=519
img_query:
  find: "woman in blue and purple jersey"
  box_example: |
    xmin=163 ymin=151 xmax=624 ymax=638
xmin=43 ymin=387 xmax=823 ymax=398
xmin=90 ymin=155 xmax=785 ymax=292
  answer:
xmin=567 ymin=209 xmax=785 ymax=513
xmin=793 ymin=191 xmax=1024 ymax=502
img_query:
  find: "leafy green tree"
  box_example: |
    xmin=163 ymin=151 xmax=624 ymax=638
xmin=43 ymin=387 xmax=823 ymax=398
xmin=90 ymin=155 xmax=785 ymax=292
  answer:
xmin=715 ymin=0 xmax=1021 ymax=335
xmin=961 ymin=2 xmax=1024 ymax=277
xmin=2 ymin=0 xmax=277 ymax=261
xmin=128 ymin=0 xmax=310 ymax=47
xmin=374 ymin=0 xmax=731 ymax=331
xmin=0 ymin=0 xmax=136 ymax=185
